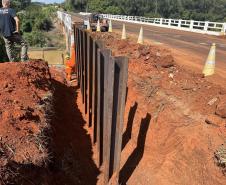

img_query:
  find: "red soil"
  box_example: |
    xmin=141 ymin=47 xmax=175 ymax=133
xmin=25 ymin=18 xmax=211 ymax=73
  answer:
xmin=1 ymin=30 xmax=226 ymax=185
xmin=91 ymin=32 xmax=226 ymax=185
xmin=46 ymin=67 xmax=99 ymax=185
xmin=0 ymin=62 xmax=99 ymax=185
xmin=0 ymin=60 xmax=53 ymax=184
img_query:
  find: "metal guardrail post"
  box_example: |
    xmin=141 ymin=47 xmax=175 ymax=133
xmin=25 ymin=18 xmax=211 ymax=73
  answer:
xmin=190 ymin=20 xmax=194 ymax=30
xmin=81 ymin=30 xmax=85 ymax=103
xmin=95 ymin=11 xmax=225 ymax=35
xmin=160 ymin=18 xmax=163 ymax=25
xmin=87 ymin=34 xmax=93 ymax=127
xmin=97 ymin=46 xmax=105 ymax=167
xmin=102 ymin=50 xmax=114 ymax=185
xmin=73 ymin=22 xmax=84 ymax=86
xmin=222 ymin=23 xmax=226 ymax=35
xmin=204 ymin=21 xmax=209 ymax=32
xmin=92 ymin=41 xmax=103 ymax=144
xmin=75 ymin=27 xmax=80 ymax=87
xmin=168 ymin=19 xmax=171 ymax=26
xmin=92 ymin=40 xmax=97 ymax=143
xmin=110 ymin=56 xmax=128 ymax=184
xmin=84 ymin=31 xmax=88 ymax=114
xmin=178 ymin=19 xmax=182 ymax=27
xmin=72 ymin=27 xmax=129 ymax=185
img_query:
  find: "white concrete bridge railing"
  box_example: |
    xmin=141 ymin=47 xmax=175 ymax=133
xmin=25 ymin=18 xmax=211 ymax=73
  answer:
xmin=79 ymin=12 xmax=226 ymax=36
xmin=57 ymin=11 xmax=73 ymax=53
xmin=57 ymin=11 xmax=72 ymax=31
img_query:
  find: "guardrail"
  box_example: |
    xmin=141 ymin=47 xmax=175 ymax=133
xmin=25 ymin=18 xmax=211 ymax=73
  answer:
xmin=74 ymin=26 xmax=128 ymax=184
xmin=58 ymin=11 xmax=129 ymax=184
xmin=57 ymin=11 xmax=72 ymax=31
xmin=79 ymin=12 xmax=92 ymax=16
xmin=79 ymin=12 xmax=226 ymax=36
xmin=57 ymin=11 xmax=73 ymax=53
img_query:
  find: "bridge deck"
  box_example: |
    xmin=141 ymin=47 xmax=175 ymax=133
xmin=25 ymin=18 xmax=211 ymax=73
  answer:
xmin=72 ymin=13 xmax=226 ymax=86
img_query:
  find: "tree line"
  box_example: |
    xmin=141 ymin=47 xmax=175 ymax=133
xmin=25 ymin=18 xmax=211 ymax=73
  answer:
xmin=0 ymin=0 xmax=32 ymax=61
xmin=0 ymin=0 xmax=56 ymax=62
xmin=64 ymin=0 xmax=226 ymax=22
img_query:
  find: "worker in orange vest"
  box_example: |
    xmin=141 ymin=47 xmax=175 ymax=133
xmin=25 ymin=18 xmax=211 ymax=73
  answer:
xmin=65 ymin=54 xmax=72 ymax=81
xmin=65 ymin=44 xmax=76 ymax=81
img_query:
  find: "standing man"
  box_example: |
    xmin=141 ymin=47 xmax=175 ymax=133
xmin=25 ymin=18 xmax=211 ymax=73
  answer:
xmin=0 ymin=0 xmax=28 ymax=62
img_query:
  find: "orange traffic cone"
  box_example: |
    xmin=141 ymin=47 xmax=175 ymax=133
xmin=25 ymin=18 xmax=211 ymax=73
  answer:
xmin=87 ymin=20 xmax=91 ymax=31
xmin=137 ymin=26 xmax=144 ymax=44
xmin=121 ymin=24 xmax=127 ymax=40
xmin=109 ymin=20 xmax=113 ymax=32
xmin=97 ymin=19 xmax=101 ymax=32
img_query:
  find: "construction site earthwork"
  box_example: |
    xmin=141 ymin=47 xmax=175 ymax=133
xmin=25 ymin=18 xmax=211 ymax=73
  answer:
xmin=0 ymin=11 xmax=226 ymax=185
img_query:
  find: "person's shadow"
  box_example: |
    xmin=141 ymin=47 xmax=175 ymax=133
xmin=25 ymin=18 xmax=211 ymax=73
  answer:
xmin=119 ymin=113 xmax=151 ymax=185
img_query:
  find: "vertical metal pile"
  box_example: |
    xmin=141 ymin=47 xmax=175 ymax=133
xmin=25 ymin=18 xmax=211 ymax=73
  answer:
xmin=74 ymin=26 xmax=128 ymax=185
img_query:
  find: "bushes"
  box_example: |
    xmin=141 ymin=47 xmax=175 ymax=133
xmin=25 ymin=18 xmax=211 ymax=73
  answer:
xmin=0 ymin=1 xmax=32 ymax=62
xmin=23 ymin=31 xmax=46 ymax=47
xmin=18 ymin=4 xmax=56 ymax=47
xmin=21 ymin=19 xmax=33 ymax=32
xmin=0 ymin=3 xmax=56 ymax=62
xmin=34 ymin=17 xmax=53 ymax=32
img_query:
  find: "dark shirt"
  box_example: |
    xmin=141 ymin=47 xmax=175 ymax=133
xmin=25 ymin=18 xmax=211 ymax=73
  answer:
xmin=0 ymin=8 xmax=16 ymax=37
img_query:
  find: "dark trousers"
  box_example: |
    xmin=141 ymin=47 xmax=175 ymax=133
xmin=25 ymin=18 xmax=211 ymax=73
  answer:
xmin=3 ymin=33 xmax=28 ymax=62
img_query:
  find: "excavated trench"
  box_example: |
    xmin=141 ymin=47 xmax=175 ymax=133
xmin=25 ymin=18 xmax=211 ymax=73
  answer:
xmin=0 ymin=30 xmax=226 ymax=185
xmin=93 ymin=32 xmax=226 ymax=185
xmin=0 ymin=60 xmax=99 ymax=185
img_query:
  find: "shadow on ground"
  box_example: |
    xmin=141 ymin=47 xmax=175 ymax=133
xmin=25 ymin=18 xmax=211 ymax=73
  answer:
xmin=122 ymin=102 xmax=138 ymax=151
xmin=47 ymin=79 xmax=100 ymax=185
xmin=119 ymin=113 xmax=151 ymax=185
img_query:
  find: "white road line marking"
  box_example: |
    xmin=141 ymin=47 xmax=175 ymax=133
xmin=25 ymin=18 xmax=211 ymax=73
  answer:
xmin=173 ymin=35 xmax=181 ymax=38
xmin=153 ymin=41 xmax=163 ymax=45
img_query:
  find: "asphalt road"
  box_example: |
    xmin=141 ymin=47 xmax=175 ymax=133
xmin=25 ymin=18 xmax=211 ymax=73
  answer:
xmin=112 ymin=21 xmax=226 ymax=62
xmin=72 ymin=13 xmax=226 ymax=83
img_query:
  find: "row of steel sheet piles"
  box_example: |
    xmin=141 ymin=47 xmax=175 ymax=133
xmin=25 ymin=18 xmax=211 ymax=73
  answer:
xmin=74 ymin=25 xmax=128 ymax=185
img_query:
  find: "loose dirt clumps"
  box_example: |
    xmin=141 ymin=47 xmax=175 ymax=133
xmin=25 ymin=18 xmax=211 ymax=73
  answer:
xmin=216 ymin=96 xmax=226 ymax=119
xmin=91 ymin=32 xmax=226 ymax=184
xmin=91 ymin=33 xmax=175 ymax=69
xmin=0 ymin=60 xmax=53 ymax=184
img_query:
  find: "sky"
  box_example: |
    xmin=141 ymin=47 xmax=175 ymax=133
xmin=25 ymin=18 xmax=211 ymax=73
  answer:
xmin=31 ymin=0 xmax=64 ymax=4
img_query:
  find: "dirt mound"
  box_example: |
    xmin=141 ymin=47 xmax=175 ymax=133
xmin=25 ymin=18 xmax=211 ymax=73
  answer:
xmin=216 ymin=95 xmax=226 ymax=119
xmin=0 ymin=60 xmax=53 ymax=184
xmin=91 ymin=32 xmax=175 ymax=69
xmin=91 ymin=32 xmax=226 ymax=184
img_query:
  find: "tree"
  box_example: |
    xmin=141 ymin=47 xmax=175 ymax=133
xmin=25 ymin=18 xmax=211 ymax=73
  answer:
xmin=34 ymin=17 xmax=53 ymax=32
xmin=63 ymin=0 xmax=226 ymax=22
xmin=11 ymin=0 xmax=31 ymax=10
xmin=24 ymin=31 xmax=46 ymax=47
xmin=21 ymin=20 xmax=33 ymax=32
xmin=64 ymin=0 xmax=87 ymax=12
xmin=0 ymin=1 xmax=32 ymax=62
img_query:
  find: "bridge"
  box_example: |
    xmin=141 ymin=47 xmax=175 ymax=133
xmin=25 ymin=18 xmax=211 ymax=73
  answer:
xmin=58 ymin=11 xmax=226 ymax=85
xmin=2 ymin=4 xmax=226 ymax=184
xmin=57 ymin=11 xmax=226 ymax=185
